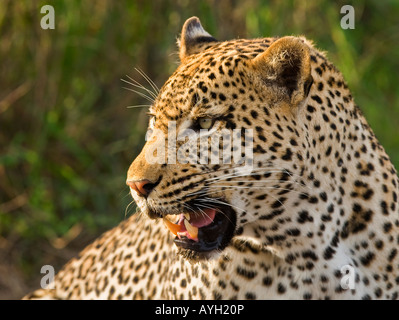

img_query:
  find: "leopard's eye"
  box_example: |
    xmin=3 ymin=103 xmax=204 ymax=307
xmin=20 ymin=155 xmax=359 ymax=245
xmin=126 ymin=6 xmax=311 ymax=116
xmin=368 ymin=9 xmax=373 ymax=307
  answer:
xmin=198 ymin=118 xmax=213 ymax=130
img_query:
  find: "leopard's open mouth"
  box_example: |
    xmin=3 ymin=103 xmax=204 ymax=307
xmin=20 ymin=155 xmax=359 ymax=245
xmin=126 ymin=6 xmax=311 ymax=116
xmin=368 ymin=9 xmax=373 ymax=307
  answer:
xmin=162 ymin=203 xmax=236 ymax=259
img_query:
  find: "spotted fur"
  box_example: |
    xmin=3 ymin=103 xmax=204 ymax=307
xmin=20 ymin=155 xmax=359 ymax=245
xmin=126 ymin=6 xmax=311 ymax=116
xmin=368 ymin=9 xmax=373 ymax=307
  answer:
xmin=25 ymin=17 xmax=399 ymax=300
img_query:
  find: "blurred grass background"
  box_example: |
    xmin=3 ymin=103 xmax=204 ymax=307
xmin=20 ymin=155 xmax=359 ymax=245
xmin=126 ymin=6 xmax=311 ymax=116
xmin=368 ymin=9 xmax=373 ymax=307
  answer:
xmin=0 ymin=0 xmax=398 ymax=299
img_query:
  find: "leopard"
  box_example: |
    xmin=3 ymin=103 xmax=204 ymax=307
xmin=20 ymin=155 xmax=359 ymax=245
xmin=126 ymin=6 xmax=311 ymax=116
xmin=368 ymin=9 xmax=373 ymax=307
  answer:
xmin=25 ymin=17 xmax=399 ymax=300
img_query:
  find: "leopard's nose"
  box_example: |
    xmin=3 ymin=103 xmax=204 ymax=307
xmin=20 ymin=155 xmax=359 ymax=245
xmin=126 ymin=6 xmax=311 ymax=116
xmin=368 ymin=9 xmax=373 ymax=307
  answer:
xmin=126 ymin=179 xmax=156 ymax=197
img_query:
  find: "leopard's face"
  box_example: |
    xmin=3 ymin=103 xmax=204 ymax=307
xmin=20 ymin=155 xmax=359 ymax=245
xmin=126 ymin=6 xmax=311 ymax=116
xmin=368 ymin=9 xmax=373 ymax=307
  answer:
xmin=127 ymin=17 xmax=314 ymax=260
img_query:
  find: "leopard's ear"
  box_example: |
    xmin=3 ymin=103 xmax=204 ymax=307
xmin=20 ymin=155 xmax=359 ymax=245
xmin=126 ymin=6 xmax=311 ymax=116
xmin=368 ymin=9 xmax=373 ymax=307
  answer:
xmin=179 ymin=17 xmax=218 ymax=61
xmin=250 ymin=36 xmax=313 ymax=106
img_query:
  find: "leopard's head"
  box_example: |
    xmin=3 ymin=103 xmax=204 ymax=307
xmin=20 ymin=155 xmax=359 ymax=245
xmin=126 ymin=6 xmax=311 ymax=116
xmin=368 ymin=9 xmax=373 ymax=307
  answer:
xmin=127 ymin=17 xmax=314 ymax=260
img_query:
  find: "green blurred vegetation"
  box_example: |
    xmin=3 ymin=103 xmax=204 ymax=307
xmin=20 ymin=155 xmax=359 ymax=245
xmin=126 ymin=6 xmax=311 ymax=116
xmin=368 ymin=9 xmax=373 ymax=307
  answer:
xmin=0 ymin=0 xmax=398 ymax=297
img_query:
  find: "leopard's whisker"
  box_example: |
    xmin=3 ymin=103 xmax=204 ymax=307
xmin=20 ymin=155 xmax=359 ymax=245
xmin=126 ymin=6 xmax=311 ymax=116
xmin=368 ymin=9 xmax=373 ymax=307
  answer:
xmin=122 ymin=87 xmax=155 ymax=103
xmin=207 ymin=179 xmax=311 ymax=191
xmin=135 ymin=67 xmax=160 ymax=95
xmin=205 ymin=184 xmax=309 ymax=197
xmin=124 ymin=200 xmax=136 ymax=218
xmin=126 ymin=104 xmax=153 ymax=109
xmin=122 ymin=76 xmax=158 ymax=100
xmin=204 ymin=169 xmax=283 ymax=182
xmin=198 ymin=197 xmax=246 ymax=214
xmin=205 ymin=173 xmax=311 ymax=191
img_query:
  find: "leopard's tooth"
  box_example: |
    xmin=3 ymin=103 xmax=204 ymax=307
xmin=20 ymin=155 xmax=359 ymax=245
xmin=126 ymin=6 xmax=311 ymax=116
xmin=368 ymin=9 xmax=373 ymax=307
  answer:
xmin=184 ymin=219 xmax=198 ymax=240
xmin=183 ymin=213 xmax=191 ymax=221
xmin=163 ymin=217 xmax=181 ymax=236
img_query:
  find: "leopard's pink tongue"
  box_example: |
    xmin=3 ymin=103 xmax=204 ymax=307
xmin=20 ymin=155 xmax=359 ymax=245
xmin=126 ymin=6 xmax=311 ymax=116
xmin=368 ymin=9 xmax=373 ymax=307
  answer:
xmin=189 ymin=208 xmax=216 ymax=228
xmin=163 ymin=208 xmax=216 ymax=241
